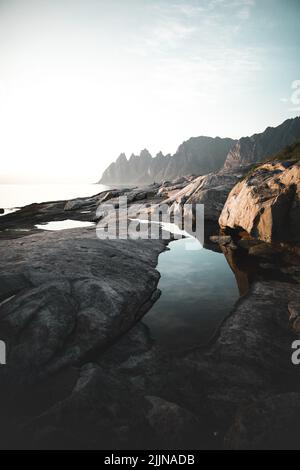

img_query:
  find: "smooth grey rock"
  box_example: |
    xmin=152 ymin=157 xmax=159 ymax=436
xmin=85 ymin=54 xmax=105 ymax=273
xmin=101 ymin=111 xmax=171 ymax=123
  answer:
xmin=0 ymin=228 xmax=167 ymax=385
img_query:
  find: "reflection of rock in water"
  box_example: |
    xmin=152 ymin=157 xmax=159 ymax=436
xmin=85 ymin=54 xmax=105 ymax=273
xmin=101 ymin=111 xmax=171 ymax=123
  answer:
xmin=206 ymin=228 xmax=300 ymax=297
xmin=142 ymin=236 xmax=239 ymax=351
xmin=221 ymin=245 xmax=253 ymax=296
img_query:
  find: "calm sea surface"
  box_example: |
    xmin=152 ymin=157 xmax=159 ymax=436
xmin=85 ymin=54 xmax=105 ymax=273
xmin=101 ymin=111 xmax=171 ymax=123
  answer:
xmin=0 ymin=183 xmax=109 ymax=209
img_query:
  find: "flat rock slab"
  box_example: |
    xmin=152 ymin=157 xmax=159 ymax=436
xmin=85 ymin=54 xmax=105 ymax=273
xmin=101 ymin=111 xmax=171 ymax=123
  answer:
xmin=0 ymin=227 xmax=167 ymax=386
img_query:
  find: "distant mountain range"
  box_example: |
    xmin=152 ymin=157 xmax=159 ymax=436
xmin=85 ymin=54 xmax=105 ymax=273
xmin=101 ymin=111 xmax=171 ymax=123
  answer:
xmin=98 ymin=117 xmax=300 ymax=185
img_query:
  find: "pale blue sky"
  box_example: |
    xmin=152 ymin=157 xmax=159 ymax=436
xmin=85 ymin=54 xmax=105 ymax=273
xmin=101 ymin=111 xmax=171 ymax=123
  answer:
xmin=0 ymin=0 xmax=299 ymax=181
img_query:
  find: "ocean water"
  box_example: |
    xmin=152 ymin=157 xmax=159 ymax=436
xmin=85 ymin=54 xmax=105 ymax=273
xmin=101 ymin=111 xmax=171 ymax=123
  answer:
xmin=0 ymin=183 xmax=110 ymax=209
xmin=35 ymin=220 xmax=96 ymax=231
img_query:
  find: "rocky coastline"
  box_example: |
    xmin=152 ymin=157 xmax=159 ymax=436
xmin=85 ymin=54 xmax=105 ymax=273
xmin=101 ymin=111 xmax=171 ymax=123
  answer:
xmin=0 ymin=152 xmax=300 ymax=449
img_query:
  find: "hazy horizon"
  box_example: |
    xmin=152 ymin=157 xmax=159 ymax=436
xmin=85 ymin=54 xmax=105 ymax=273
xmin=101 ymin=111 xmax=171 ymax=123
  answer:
xmin=1 ymin=115 xmax=299 ymax=184
xmin=0 ymin=0 xmax=299 ymax=183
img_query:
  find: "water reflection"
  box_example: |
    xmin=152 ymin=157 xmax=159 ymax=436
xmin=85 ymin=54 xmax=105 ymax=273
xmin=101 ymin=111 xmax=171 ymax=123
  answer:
xmin=35 ymin=220 xmax=95 ymax=231
xmin=143 ymin=237 xmax=239 ymax=351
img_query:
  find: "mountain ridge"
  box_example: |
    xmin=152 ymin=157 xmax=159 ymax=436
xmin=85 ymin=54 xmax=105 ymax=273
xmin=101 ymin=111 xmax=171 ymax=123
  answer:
xmin=223 ymin=116 xmax=300 ymax=170
xmin=99 ymin=136 xmax=236 ymax=185
xmin=99 ymin=116 xmax=300 ymax=185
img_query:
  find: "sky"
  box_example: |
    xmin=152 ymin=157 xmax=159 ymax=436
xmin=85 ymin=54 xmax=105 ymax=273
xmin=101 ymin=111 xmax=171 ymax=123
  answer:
xmin=0 ymin=0 xmax=299 ymax=183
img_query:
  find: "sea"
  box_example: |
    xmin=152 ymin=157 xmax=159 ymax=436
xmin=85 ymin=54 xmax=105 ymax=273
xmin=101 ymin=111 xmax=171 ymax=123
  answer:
xmin=0 ymin=183 xmax=110 ymax=210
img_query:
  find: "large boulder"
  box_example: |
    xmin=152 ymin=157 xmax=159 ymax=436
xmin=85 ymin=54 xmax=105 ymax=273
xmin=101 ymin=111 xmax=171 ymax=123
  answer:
xmin=219 ymin=161 xmax=300 ymax=242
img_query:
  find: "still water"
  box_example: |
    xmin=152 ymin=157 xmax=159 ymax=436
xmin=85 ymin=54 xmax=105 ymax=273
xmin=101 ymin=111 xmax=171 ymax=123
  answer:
xmin=35 ymin=220 xmax=96 ymax=231
xmin=0 ymin=184 xmax=239 ymax=351
xmin=143 ymin=237 xmax=239 ymax=351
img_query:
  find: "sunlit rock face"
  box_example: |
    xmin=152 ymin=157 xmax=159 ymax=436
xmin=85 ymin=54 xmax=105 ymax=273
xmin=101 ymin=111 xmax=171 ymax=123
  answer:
xmin=219 ymin=160 xmax=300 ymax=243
xmin=223 ymin=117 xmax=300 ymax=170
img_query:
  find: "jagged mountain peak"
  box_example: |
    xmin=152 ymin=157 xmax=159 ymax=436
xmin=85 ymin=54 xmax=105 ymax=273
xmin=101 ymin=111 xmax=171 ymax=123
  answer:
xmin=99 ymin=117 xmax=300 ymax=185
xmin=139 ymin=149 xmax=152 ymax=159
xmin=99 ymin=136 xmax=236 ymax=185
xmin=116 ymin=152 xmax=127 ymax=163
